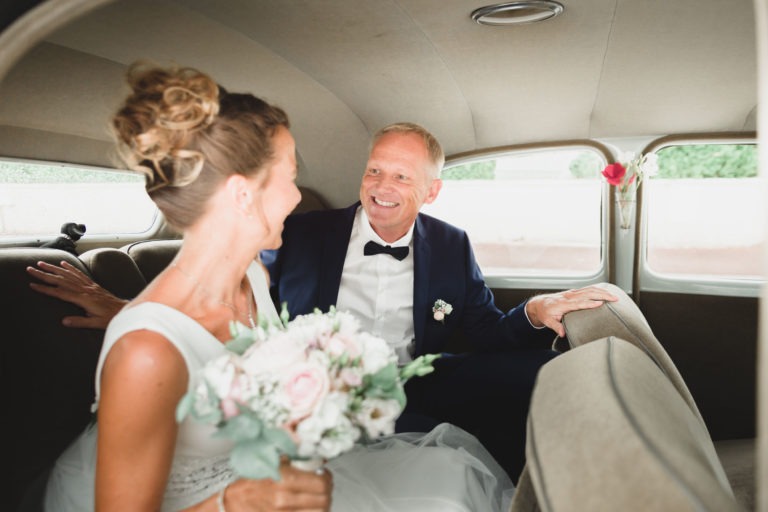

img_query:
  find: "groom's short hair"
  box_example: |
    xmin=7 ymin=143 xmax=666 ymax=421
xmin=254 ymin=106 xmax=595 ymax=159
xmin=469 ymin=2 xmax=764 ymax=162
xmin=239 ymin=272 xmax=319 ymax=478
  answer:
xmin=371 ymin=122 xmax=445 ymax=179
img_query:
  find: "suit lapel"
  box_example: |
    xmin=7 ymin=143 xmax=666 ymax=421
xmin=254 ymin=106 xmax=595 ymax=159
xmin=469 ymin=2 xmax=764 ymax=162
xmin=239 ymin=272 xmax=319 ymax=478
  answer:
xmin=412 ymin=214 xmax=431 ymax=355
xmin=317 ymin=203 xmax=359 ymax=311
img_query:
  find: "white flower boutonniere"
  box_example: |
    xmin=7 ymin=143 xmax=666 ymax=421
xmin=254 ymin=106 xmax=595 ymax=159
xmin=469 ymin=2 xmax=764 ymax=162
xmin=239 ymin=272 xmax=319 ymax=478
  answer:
xmin=432 ymin=299 xmax=453 ymax=323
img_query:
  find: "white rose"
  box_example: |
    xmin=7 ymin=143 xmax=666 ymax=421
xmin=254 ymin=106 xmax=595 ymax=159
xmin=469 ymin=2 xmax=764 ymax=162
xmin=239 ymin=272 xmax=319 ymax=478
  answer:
xmin=356 ymin=398 xmax=401 ymax=438
xmin=294 ymin=392 xmax=352 ymax=457
xmin=202 ymin=354 xmax=239 ymax=400
xmin=241 ymin=336 xmax=306 ymax=376
xmin=316 ymin=416 xmax=359 ymax=459
xmin=358 ymin=333 xmax=396 ymax=374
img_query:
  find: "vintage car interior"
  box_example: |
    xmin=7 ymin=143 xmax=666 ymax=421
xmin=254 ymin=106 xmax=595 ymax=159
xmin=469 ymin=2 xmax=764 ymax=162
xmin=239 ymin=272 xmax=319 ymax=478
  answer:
xmin=1 ymin=0 xmax=766 ymax=510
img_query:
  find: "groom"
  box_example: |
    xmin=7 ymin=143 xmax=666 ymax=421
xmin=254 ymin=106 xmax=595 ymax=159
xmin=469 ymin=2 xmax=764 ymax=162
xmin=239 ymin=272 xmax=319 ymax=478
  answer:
xmin=262 ymin=122 xmax=617 ymax=481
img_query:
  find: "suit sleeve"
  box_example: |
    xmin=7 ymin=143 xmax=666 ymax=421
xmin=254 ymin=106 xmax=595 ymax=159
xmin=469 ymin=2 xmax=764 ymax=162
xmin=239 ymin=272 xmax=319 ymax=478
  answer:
xmin=457 ymin=232 xmax=555 ymax=351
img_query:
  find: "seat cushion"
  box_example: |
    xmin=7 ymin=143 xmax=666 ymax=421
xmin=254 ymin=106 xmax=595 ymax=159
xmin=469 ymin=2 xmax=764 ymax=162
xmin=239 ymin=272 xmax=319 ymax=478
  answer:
xmin=526 ymin=337 xmax=741 ymax=512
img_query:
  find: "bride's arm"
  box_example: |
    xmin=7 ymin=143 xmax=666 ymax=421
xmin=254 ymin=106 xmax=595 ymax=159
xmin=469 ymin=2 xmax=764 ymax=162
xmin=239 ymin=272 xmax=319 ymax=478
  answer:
xmin=96 ymin=331 xmax=187 ymax=510
xmin=97 ymin=331 xmax=333 ymax=512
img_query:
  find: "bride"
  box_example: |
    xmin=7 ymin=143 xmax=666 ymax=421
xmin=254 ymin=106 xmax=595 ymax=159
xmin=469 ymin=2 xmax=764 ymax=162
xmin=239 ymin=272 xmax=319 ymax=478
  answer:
xmin=43 ymin=62 xmax=513 ymax=511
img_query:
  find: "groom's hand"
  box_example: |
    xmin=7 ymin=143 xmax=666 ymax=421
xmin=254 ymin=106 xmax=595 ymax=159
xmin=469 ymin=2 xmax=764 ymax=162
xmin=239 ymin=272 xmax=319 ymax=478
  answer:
xmin=27 ymin=260 xmax=127 ymax=329
xmin=525 ymin=286 xmax=618 ymax=338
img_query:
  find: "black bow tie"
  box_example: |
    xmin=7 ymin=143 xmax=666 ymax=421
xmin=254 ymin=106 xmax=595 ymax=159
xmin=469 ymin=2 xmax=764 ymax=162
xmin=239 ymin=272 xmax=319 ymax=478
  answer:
xmin=364 ymin=241 xmax=409 ymax=261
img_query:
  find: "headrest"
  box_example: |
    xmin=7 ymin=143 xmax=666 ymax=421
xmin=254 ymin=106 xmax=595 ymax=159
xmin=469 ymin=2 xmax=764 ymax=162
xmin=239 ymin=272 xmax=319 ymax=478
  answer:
xmin=121 ymin=239 xmax=181 ymax=283
xmin=562 ymin=282 xmax=703 ymax=424
xmin=79 ymin=247 xmax=146 ymax=300
xmin=295 ymin=186 xmax=329 ymax=214
xmin=526 ymin=338 xmax=740 ymax=512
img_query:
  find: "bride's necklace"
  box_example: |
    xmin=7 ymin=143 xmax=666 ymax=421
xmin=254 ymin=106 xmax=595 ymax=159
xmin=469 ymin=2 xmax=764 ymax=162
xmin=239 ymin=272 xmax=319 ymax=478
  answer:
xmin=170 ymin=263 xmax=256 ymax=328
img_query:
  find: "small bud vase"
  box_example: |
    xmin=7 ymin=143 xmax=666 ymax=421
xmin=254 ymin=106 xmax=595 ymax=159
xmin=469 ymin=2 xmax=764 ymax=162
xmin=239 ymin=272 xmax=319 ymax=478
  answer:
xmin=615 ymin=188 xmax=636 ymax=230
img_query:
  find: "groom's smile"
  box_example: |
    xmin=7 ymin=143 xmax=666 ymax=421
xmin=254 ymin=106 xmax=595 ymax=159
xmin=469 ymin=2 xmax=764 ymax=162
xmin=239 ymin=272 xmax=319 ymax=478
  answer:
xmin=373 ymin=197 xmax=399 ymax=208
xmin=359 ymin=131 xmax=442 ymax=243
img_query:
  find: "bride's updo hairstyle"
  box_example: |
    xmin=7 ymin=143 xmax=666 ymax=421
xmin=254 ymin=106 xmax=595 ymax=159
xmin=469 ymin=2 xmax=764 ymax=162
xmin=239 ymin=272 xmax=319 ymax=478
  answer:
xmin=112 ymin=62 xmax=289 ymax=231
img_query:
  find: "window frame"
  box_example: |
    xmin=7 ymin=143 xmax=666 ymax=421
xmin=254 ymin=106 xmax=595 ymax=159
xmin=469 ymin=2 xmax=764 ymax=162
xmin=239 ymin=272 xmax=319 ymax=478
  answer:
xmin=441 ymin=140 xmax=614 ymax=290
xmin=0 ymin=156 xmax=164 ymax=248
xmin=636 ymin=133 xmax=763 ymax=298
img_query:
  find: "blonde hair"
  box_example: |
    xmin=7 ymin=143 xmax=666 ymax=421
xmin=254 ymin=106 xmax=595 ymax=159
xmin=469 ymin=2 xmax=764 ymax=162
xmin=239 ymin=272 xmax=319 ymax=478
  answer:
xmin=371 ymin=122 xmax=445 ymax=178
xmin=112 ymin=62 xmax=289 ymax=231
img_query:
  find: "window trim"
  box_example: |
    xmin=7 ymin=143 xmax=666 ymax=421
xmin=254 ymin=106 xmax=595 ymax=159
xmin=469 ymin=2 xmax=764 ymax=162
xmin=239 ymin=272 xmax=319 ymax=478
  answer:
xmin=635 ymin=133 xmax=763 ymax=298
xmin=444 ymin=139 xmax=614 ymax=289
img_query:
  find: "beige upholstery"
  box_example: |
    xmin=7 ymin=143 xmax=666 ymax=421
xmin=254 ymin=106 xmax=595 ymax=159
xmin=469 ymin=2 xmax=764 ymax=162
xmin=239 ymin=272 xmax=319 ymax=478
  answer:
xmin=509 ymin=466 xmax=541 ymax=512
xmin=526 ymin=337 xmax=741 ymax=512
xmin=562 ymin=282 xmax=703 ymax=424
xmin=121 ymin=239 xmax=181 ymax=283
xmin=79 ymin=247 xmax=147 ymax=299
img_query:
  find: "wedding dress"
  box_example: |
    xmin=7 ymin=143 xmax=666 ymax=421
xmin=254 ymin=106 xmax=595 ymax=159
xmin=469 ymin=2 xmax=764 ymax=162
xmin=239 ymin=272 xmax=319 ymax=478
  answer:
xmin=44 ymin=262 xmax=514 ymax=511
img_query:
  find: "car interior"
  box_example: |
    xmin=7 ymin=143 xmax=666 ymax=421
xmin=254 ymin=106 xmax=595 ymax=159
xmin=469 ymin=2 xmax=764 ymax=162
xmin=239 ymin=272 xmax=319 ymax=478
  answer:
xmin=1 ymin=0 xmax=766 ymax=510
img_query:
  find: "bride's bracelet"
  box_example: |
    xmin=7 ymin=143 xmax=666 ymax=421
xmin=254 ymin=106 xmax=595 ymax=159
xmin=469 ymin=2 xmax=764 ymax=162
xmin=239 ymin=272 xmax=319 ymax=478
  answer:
xmin=216 ymin=483 xmax=229 ymax=512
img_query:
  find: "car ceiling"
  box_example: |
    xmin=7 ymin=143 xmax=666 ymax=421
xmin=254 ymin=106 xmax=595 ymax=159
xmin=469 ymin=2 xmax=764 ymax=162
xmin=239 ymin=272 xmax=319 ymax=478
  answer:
xmin=0 ymin=0 xmax=757 ymax=207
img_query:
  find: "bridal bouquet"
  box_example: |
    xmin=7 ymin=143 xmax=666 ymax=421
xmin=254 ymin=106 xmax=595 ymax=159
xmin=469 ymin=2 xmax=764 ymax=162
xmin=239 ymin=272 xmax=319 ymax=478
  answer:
xmin=176 ymin=306 xmax=439 ymax=480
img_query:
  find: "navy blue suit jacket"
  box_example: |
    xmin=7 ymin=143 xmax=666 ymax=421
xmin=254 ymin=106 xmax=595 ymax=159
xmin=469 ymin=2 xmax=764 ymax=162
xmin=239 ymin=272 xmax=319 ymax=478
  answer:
xmin=262 ymin=203 xmax=553 ymax=356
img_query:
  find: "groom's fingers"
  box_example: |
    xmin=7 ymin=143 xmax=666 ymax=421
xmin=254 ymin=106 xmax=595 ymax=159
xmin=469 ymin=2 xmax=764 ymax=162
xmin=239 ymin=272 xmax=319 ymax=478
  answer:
xmin=60 ymin=315 xmax=107 ymax=330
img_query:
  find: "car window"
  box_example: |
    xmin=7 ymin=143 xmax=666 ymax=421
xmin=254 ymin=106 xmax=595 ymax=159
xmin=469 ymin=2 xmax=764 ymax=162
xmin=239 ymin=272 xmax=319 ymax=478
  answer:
xmin=0 ymin=158 xmax=158 ymax=240
xmin=642 ymin=142 xmax=762 ymax=281
xmin=421 ymin=146 xmax=607 ymax=279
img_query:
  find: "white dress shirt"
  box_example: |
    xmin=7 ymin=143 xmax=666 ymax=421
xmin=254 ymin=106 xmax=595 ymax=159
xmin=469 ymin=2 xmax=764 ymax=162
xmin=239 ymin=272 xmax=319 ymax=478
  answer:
xmin=336 ymin=207 xmax=416 ymax=363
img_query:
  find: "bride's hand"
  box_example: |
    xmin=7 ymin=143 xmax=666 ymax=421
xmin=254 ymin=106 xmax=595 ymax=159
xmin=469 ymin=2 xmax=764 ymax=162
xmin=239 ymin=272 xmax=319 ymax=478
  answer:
xmin=26 ymin=260 xmax=128 ymax=329
xmin=224 ymin=462 xmax=333 ymax=511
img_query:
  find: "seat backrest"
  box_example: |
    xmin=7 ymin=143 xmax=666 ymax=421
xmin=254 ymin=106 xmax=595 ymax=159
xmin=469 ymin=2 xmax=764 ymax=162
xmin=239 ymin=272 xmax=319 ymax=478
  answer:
xmin=562 ymin=282 xmax=704 ymax=425
xmin=121 ymin=239 xmax=181 ymax=283
xmin=1 ymin=248 xmax=104 ymax=511
xmin=79 ymin=247 xmax=147 ymax=300
xmin=526 ymin=337 xmax=741 ymax=512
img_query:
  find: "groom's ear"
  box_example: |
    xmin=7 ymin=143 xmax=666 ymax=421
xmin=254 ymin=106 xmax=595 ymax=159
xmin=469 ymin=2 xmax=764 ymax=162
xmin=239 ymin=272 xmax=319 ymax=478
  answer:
xmin=423 ymin=178 xmax=443 ymax=205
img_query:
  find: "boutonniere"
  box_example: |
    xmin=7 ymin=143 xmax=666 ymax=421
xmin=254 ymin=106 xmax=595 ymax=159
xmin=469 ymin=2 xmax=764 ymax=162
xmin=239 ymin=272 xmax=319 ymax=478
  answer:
xmin=432 ymin=299 xmax=453 ymax=323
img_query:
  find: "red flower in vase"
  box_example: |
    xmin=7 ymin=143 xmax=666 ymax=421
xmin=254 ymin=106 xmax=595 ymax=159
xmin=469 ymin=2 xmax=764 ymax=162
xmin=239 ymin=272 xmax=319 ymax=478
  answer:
xmin=601 ymin=163 xmax=627 ymax=186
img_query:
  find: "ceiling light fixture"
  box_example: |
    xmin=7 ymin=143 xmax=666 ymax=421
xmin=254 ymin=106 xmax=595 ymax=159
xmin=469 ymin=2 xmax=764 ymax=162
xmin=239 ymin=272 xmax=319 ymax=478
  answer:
xmin=471 ymin=1 xmax=564 ymax=26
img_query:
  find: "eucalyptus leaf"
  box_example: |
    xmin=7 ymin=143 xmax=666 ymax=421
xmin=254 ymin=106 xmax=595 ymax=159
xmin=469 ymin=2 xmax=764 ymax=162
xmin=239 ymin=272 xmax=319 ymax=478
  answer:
xmin=262 ymin=426 xmax=298 ymax=458
xmin=230 ymin=440 xmax=282 ymax=480
xmin=370 ymin=364 xmax=399 ymax=390
xmin=175 ymin=393 xmax=194 ymax=422
xmin=214 ymin=412 xmax=263 ymax=442
xmin=225 ymin=333 xmax=255 ymax=355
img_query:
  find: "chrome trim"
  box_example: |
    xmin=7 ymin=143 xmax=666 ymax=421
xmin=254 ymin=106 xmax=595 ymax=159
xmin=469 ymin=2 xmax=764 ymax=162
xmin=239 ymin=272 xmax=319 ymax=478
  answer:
xmin=471 ymin=1 xmax=564 ymax=26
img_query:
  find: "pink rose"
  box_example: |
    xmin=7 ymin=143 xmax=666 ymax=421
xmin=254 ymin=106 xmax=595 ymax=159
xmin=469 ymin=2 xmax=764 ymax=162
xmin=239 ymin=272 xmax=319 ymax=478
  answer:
xmin=325 ymin=333 xmax=362 ymax=359
xmin=339 ymin=367 xmax=363 ymax=387
xmin=221 ymin=398 xmax=240 ymax=419
xmin=281 ymin=362 xmax=330 ymax=422
xmin=220 ymin=374 xmax=247 ymax=419
xmin=601 ymin=163 xmax=627 ymax=186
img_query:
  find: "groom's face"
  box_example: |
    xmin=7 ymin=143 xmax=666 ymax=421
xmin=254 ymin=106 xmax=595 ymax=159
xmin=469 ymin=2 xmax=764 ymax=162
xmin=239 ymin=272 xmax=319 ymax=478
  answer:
xmin=359 ymin=131 xmax=442 ymax=243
